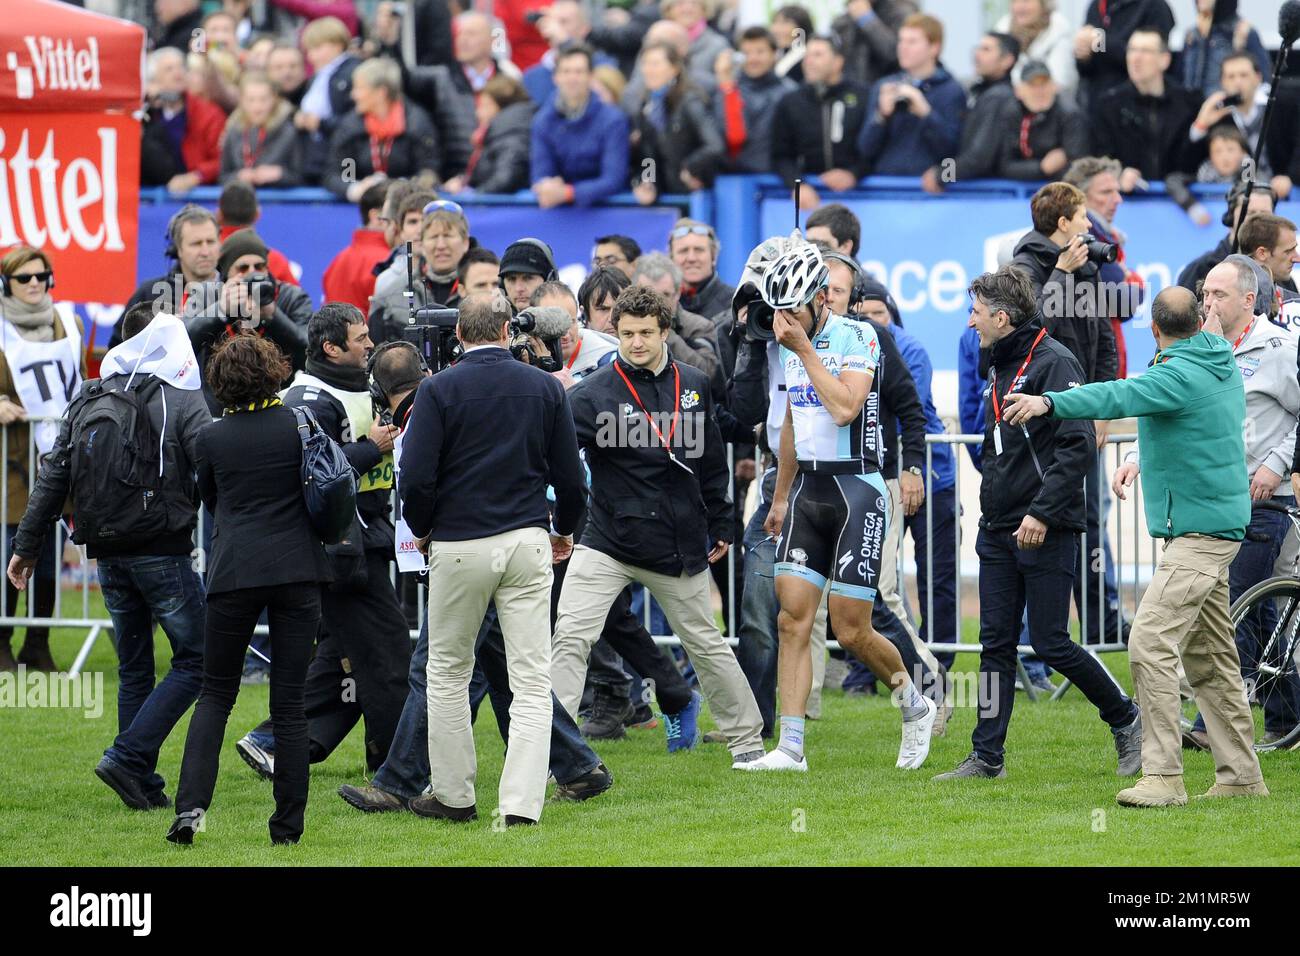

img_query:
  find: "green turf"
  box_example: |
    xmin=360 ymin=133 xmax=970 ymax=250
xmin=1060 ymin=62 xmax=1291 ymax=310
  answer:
xmin=2 ymin=595 xmax=1297 ymax=866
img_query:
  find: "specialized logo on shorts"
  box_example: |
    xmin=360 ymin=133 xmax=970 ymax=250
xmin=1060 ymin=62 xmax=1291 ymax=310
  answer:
xmin=837 ymin=550 xmax=854 ymax=575
xmin=681 ymin=389 xmax=700 ymax=410
xmin=789 ymin=548 xmax=808 ymax=567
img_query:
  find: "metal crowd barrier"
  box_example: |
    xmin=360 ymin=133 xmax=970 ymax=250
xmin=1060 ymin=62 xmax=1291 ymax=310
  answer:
xmin=4 ymin=419 xmax=1157 ymax=689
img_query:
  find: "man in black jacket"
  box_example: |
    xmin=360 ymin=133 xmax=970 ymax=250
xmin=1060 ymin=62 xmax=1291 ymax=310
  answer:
xmin=923 ymin=31 xmax=1017 ymax=191
xmin=1075 ymin=0 xmax=1175 ymax=119
xmin=186 ymin=231 xmax=311 ymax=416
xmin=552 ymin=285 xmax=766 ymax=767
xmin=992 ymin=61 xmax=1089 ymax=182
xmin=9 ymin=306 xmax=210 ymax=811
xmin=233 ymin=304 xmax=411 ymax=780
xmin=1091 ymin=28 xmax=1200 ymax=190
xmin=399 ymin=294 xmax=588 ymax=825
xmin=1012 ymin=181 xmax=1125 ymax=643
xmin=114 ymin=205 xmax=221 ymax=349
xmin=770 ymin=34 xmax=871 ymax=210
xmin=933 ymin=267 xmax=1142 ymax=780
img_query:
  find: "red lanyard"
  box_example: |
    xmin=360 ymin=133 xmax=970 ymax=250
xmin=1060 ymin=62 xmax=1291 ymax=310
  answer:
xmin=566 ymin=336 xmax=583 ymax=370
xmin=612 ymin=360 xmax=680 ymax=455
xmin=990 ymin=328 xmax=1047 ymax=422
xmin=1019 ymin=115 xmax=1034 ymax=158
xmin=370 ymin=136 xmax=394 ymax=174
xmin=1231 ymin=318 xmax=1254 ymax=351
xmin=1098 ymin=0 xmax=1110 ymax=27
xmin=242 ymin=127 xmax=267 ymax=168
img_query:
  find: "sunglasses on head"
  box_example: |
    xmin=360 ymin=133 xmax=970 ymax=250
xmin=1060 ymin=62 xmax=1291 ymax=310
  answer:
xmin=423 ymin=199 xmax=466 ymax=217
xmin=670 ymin=224 xmax=714 ymax=241
xmin=10 ymin=271 xmax=51 ymax=285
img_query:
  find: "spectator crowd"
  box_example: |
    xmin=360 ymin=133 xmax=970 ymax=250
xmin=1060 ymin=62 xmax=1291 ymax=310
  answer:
xmin=130 ymin=0 xmax=1300 ymax=216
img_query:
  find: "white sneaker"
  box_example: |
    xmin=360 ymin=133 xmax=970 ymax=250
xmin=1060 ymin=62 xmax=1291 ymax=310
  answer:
xmin=896 ymin=697 xmax=937 ymax=770
xmin=735 ymin=747 xmax=808 ymax=772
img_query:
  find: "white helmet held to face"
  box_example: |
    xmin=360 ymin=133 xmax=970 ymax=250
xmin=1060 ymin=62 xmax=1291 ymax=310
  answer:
xmin=760 ymin=243 xmax=829 ymax=311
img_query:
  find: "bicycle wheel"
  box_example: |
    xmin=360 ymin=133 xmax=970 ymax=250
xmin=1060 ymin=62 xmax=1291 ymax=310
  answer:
xmin=1228 ymin=575 xmax=1300 ymax=748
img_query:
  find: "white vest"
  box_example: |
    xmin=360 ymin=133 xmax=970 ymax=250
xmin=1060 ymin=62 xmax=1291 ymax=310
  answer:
xmin=287 ymin=372 xmax=394 ymax=494
xmin=2 ymin=317 xmax=81 ymax=454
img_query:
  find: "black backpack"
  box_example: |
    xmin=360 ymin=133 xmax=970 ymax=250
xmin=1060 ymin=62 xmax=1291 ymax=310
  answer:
xmin=291 ymin=405 xmax=357 ymax=545
xmin=67 ymin=376 xmax=171 ymax=549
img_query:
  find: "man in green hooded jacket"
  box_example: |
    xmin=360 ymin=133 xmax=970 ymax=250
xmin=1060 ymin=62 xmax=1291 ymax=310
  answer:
xmin=1003 ymin=285 xmax=1267 ymax=807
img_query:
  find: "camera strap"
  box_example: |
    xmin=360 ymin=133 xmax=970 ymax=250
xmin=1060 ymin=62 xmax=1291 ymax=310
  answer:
xmin=613 ymin=360 xmax=681 ymax=459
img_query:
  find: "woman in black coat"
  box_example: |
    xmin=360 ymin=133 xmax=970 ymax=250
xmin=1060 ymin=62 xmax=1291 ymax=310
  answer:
xmin=167 ymin=334 xmax=332 ymax=847
xmin=631 ymin=42 xmax=724 ymax=204
xmin=443 ymin=74 xmax=536 ymax=195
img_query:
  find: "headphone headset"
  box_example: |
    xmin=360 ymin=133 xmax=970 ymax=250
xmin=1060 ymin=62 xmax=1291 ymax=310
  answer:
xmin=367 ymin=340 xmax=430 ymax=410
xmin=821 ymin=251 xmax=869 ymax=311
xmin=0 ymin=260 xmax=55 ymax=297
xmin=1222 ymin=182 xmax=1279 ymax=228
xmin=164 ymin=203 xmax=216 ymax=260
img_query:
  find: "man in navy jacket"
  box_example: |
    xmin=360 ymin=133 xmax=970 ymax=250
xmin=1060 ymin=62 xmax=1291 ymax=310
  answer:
xmin=530 ymin=45 xmax=630 ymax=209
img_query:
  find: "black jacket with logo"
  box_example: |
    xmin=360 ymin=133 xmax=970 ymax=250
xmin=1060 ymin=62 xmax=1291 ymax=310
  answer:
xmin=979 ymin=319 xmax=1094 ymax=533
xmin=771 ymin=79 xmax=871 ymax=187
xmin=570 ymin=353 xmax=732 ymax=577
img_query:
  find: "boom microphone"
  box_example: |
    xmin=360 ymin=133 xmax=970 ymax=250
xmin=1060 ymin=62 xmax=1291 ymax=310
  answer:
xmin=513 ymin=306 xmax=573 ymax=342
xmin=1281 ymin=0 xmax=1300 ymax=47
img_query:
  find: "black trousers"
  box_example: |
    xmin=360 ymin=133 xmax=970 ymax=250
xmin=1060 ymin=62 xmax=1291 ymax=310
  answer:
xmin=255 ymin=551 xmax=413 ymax=771
xmin=176 ymin=583 xmax=320 ymax=844
xmin=551 ymin=556 xmax=694 ymax=715
xmin=971 ymin=528 xmax=1135 ymax=766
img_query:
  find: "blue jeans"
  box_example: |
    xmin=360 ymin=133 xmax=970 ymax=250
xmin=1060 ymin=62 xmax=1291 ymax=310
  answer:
xmin=98 ymin=554 xmax=206 ymax=796
xmin=1194 ymin=497 xmax=1300 ymax=735
xmin=371 ymin=603 xmax=599 ymax=799
xmin=908 ymin=485 xmax=959 ymax=669
xmin=736 ymin=497 xmax=778 ymax=737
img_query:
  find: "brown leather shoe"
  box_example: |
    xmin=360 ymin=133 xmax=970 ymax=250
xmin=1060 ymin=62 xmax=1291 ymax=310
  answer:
xmin=337 ymin=784 xmax=409 ymax=813
xmin=1182 ymin=728 xmax=1210 ymax=752
xmin=409 ymin=794 xmax=477 ymax=822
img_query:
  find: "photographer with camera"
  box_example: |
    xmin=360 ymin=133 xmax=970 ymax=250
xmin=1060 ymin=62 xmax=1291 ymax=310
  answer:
xmin=234 ymin=303 xmax=412 ymax=780
xmin=187 ymin=232 xmax=312 ymax=415
xmin=1011 ymin=182 xmax=1127 ymax=645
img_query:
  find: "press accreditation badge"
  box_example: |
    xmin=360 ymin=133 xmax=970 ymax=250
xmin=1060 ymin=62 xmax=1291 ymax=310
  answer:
xmin=993 ymin=424 xmax=1003 ymax=456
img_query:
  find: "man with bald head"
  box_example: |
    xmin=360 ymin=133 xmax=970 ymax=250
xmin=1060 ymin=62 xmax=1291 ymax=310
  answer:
xmin=1005 ymin=285 xmax=1267 ymax=808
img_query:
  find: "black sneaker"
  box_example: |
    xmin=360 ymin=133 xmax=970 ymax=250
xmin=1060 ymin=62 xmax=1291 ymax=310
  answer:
xmin=552 ymin=763 xmax=614 ymax=802
xmin=1113 ymin=708 xmax=1143 ymax=776
xmin=409 ymin=794 xmax=477 ymax=822
xmin=932 ymin=753 xmax=1007 ymax=780
xmin=580 ymin=694 xmax=634 ymax=740
xmin=145 ymin=790 xmax=172 ymax=810
xmin=94 ymin=757 xmax=152 ymax=811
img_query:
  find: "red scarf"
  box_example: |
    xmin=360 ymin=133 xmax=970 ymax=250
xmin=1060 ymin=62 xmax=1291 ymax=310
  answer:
xmin=364 ymin=99 xmax=406 ymax=174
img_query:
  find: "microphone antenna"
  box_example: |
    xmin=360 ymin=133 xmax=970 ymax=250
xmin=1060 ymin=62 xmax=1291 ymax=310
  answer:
xmin=405 ymin=239 xmax=415 ymax=327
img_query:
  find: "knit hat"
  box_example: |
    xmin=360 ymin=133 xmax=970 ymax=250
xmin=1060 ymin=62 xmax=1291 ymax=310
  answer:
xmin=499 ymin=238 xmax=556 ymax=278
xmin=217 ymin=230 xmax=270 ymax=279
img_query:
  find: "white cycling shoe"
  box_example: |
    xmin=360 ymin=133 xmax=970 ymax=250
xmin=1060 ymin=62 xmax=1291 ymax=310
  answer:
xmin=736 ymin=747 xmax=809 ymax=772
xmin=896 ymin=696 xmax=938 ymax=770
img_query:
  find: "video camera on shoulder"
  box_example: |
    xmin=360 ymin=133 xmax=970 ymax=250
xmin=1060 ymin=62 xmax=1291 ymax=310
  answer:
xmin=404 ymin=306 xmax=461 ymax=372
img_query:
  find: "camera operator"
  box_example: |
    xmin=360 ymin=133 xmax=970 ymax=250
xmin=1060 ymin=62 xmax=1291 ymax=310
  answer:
xmin=1011 ymin=181 xmax=1126 ymax=644
xmin=400 ymin=293 xmax=588 ymax=826
xmin=234 ymin=303 xmax=412 ymax=780
xmin=338 ymin=333 xmax=614 ymax=813
xmin=529 ymin=281 xmax=618 ymax=380
xmin=186 ymin=232 xmax=311 ymax=415
xmin=114 ymin=205 xmax=221 ymax=349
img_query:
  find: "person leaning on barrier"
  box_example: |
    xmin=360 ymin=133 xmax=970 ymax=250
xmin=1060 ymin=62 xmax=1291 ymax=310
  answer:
xmin=399 ymin=293 xmax=588 ymax=826
xmin=9 ymin=304 xmax=209 ymax=810
xmin=933 ymin=266 xmax=1141 ymax=782
xmin=337 ymin=335 xmax=614 ymax=812
xmin=186 ymin=230 xmax=311 ymax=415
xmin=167 ymin=334 xmax=334 ymax=846
xmin=233 ymin=303 xmax=412 ymax=780
xmin=1004 ymin=284 xmax=1266 ymax=806
xmin=0 ymin=246 xmax=87 ymax=673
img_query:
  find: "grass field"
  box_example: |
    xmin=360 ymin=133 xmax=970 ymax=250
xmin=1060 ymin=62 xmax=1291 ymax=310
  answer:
xmin=2 ymin=594 xmax=1298 ymax=867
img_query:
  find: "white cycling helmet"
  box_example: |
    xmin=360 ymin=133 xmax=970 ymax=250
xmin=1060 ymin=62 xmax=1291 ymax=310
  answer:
xmin=760 ymin=243 xmax=829 ymax=311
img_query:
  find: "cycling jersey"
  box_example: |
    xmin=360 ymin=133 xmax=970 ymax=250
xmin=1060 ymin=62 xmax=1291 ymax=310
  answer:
xmin=775 ymin=470 xmax=890 ymax=602
xmin=778 ymin=312 xmax=882 ymax=472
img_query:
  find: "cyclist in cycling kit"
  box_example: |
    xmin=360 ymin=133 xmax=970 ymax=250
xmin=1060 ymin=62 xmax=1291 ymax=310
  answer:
xmin=739 ymin=244 xmax=938 ymax=773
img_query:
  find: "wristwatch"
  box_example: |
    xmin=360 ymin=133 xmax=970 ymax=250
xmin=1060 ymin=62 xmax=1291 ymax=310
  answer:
xmin=1042 ymin=394 xmax=1055 ymax=414
xmin=906 ymin=466 xmax=922 ymax=477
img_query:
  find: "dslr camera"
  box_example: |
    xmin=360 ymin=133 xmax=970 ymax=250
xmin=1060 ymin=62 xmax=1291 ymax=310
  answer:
xmin=1081 ymin=234 xmax=1118 ymax=265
